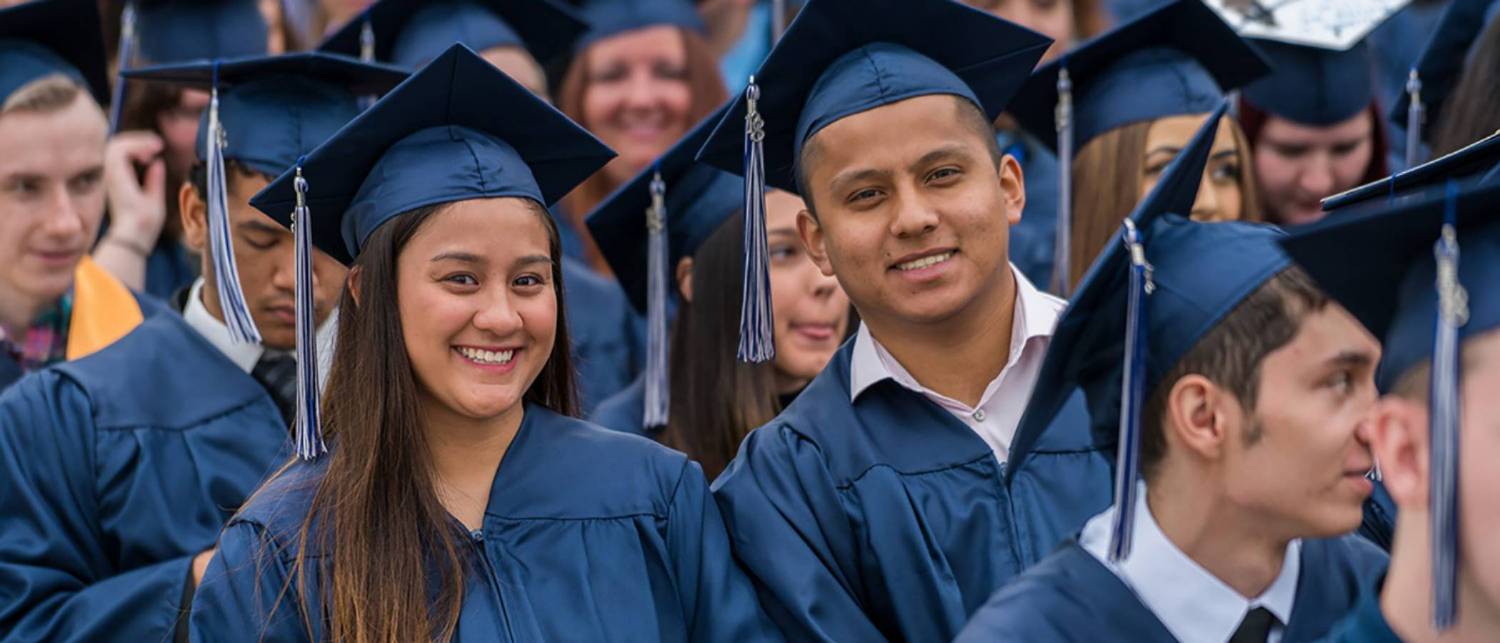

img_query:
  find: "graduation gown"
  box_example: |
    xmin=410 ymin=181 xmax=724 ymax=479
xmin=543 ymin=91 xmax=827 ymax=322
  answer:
xmin=999 ymin=129 xmax=1062 ymax=291
xmin=0 ymin=312 xmax=290 ymax=641
xmin=954 ymin=536 xmax=1389 ymax=642
xmin=588 ymin=372 xmax=650 ymax=436
xmin=1359 ymin=481 xmax=1397 ymax=551
xmin=189 ymin=404 xmax=781 ymax=642
xmin=710 ymin=342 xmax=1110 ymax=642
xmin=144 ymin=239 xmax=199 ymax=302
xmin=1317 ymin=580 xmax=1403 ymax=643
xmin=562 ymin=257 xmax=644 ymax=415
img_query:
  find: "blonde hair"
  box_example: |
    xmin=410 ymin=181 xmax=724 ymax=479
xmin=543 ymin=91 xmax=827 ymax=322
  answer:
xmin=1 ymin=73 xmax=86 ymax=115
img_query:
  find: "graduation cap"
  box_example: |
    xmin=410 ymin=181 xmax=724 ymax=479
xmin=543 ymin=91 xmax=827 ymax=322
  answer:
xmin=1004 ymin=101 xmax=1294 ymax=562
xmin=120 ymin=52 xmax=407 ymax=352
xmin=1204 ymin=0 xmax=1410 ymax=50
xmin=1389 ymin=0 xmax=1500 ymax=150
xmin=1006 ymin=0 xmax=1268 ymax=295
xmin=694 ymin=0 xmax=1051 ymax=362
xmin=1240 ymin=39 xmax=1377 ymax=127
xmin=572 ymin=0 xmax=706 ymax=48
xmin=585 ymin=104 xmax=742 ymax=429
xmin=1282 ymin=179 xmax=1500 ymax=631
xmin=249 ymin=45 xmax=614 ymax=459
xmin=134 ymin=0 xmax=269 ymax=64
xmin=319 ymin=0 xmax=586 ymax=68
xmin=0 ymin=0 xmax=110 ymax=107
xmin=1321 ymin=130 xmax=1500 ymax=214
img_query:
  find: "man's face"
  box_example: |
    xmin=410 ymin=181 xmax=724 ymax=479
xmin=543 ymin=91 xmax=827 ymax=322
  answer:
xmin=182 ymin=171 xmax=346 ymax=351
xmin=797 ymin=95 xmax=1023 ymax=329
xmin=1223 ymin=303 xmax=1381 ymax=538
xmin=1458 ymin=330 xmax=1500 ymax=616
xmin=0 ymin=95 xmax=107 ymax=310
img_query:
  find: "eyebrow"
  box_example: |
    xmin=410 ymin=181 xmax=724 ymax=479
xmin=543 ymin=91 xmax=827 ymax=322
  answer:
xmin=1324 ymin=350 xmax=1377 ymax=370
xmin=237 ymin=220 xmax=286 ymax=235
xmin=909 ymin=144 xmax=973 ymax=173
xmin=513 ymin=254 xmax=553 ymax=269
xmin=768 ymin=227 xmax=798 ymax=237
xmin=827 ymin=167 xmax=889 ymax=194
xmin=430 ymin=251 xmax=485 ymax=264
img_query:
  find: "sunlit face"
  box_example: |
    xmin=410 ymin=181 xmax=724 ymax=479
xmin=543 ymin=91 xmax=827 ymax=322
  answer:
xmin=959 ymin=0 xmax=1073 ymax=64
xmin=157 ymin=89 xmax=210 ymax=182
xmin=180 ymin=172 xmax=345 ymax=351
xmin=481 ymin=45 xmax=547 ymax=99
xmin=1253 ymin=111 xmax=1374 ymax=227
xmin=799 ymin=95 xmax=1023 ymax=329
xmin=1224 ymin=304 xmax=1381 ymax=538
xmin=766 ymin=189 xmax=848 ymax=393
xmin=1458 ymin=330 xmax=1500 ymax=617
xmin=397 ymin=198 xmax=558 ymax=423
xmin=581 ymin=25 xmax=693 ymax=186
xmin=0 ymin=93 xmax=107 ymax=316
xmin=1140 ymin=113 xmax=1245 ymax=223
xmin=319 ymin=0 xmax=372 ymax=34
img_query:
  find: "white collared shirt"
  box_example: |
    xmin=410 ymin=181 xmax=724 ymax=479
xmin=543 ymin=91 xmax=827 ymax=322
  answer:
xmin=1080 ymin=485 xmax=1302 ymax=643
xmin=849 ymin=265 xmax=1064 ymax=462
xmin=182 ymin=277 xmax=338 ymax=382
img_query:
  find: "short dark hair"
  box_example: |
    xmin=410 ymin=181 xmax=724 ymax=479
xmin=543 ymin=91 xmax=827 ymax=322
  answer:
xmin=186 ymin=159 xmax=273 ymax=202
xmin=794 ymin=94 xmax=1003 ymax=215
xmin=1139 ymin=266 xmax=1330 ymax=479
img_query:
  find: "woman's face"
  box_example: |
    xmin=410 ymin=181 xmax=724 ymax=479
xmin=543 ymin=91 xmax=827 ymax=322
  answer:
xmin=959 ymin=0 xmax=1073 ymax=64
xmin=156 ymin=88 xmax=211 ymax=182
xmin=1252 ymin=111 xmax=1374 ymax=227
xmin=767 ymin=189 xmax=849 ymax=393
xmin=581 ymin=25 xmax=693 ymax=186
xmin=482 ymin=45 xmax=547 ymax=99
xmin=1140 ymin=113 xmax=1245 ymax=223
xmin=396 ymin=198 xmax=558 ymax=423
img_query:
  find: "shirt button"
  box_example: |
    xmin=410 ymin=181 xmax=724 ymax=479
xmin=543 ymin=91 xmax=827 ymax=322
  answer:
xmin=972 ymin=409 xmax=986 ymax=422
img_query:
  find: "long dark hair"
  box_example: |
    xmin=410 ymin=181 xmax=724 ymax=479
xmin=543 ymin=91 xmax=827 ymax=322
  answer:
xmin=1431 ymin=15 xmax=1500 ymax=156
xmin=287 ymin=199 xmax=577 ymax=642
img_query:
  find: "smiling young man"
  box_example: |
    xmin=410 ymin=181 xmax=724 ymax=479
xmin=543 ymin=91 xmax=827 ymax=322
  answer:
xmin=1283 ymin=179 xmax=1500 ymax=643
xmin=695 ymin=0 xmax=1112 ymax=640
xmin=956 ymin=104 xmax=1388 ymax=643
xmin=0 ymin=53 xmax=406 ymax=641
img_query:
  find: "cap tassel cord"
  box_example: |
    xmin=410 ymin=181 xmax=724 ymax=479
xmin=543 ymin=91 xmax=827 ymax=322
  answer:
xmin=109 ymin=1 xmax=137 ymax=135
xmin=206 ymin=64 xmax=261 ymax=345
xmin=1429 ymin=181 xmax=1466 ymax=629
xmin=1406 ymin=69 xmax=1425 ymax=169
xmin=1051 ymin=67 xmax=1074 ymax=297
xmin=738 ymin=78 xmax=774 ymax=363
xmin=643 ymin=168 xmax=671 ymax=429
xmin=1109 ymin=218 xmax=1153 ymax=563
xmin=292 ymin=165 xmax=325 ymax=461
xmin=357 ymin=19 xmax=377 ymax=109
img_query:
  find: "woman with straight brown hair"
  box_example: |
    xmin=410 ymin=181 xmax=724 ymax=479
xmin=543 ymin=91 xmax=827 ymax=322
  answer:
xmin=553 ymin=0 xmax=728 ymax=276
xmin=187 ymin=46 xmax=778 ymax=643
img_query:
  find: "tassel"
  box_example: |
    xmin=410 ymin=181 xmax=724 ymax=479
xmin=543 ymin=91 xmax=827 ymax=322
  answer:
xmin=292 ymin=165 xmax=326 ymax=461
xmin=359 ymin=17 xmax=376 ymax=62
xmin=738 ymin=78 xmax=774 ymax=363
xmin=1050 ymin=66 xmax=1074 ymax=297
xmin=642 ymin=168 xmax=671 ymax=429
xmin=1406 ymin=68 xmax=1425 ymax=170
xmin=108 ymin=0 xmax=137 ymax=135
xmin=1429 ymin=180 xmax=1466 ymax=629
xmin=1109 ymin=217 xmax=1153 ymax=563
xmin=205 ymin=63 xmax=261 ymax=345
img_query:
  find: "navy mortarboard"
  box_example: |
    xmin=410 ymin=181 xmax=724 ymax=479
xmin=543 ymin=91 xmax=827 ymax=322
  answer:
xmin=1389 ymin=0 xmax=1500 ymax=155
xmin=695 ymin=0 xmax=1050 ymax=360
xmin=1322 ymin=130 xmax=1500 ymax=215
xmin=572 ymin=0 xmax=707 ymax=48
xmin=0 ymin=0 xmax=109 ymax=106
xmin=134 ymin=0 xmax=269 ymax=63
xmin=586 ymin=105 xmax=741 ymax=429
xmin=1284 ymin=179 xmax=1500 ymax=630
xmin=1004 ymin=0 xmax=1269 ymax=293
xmin=319 ymin=0 xmax=586 ymax=68
xmin=250 ymin=44 xmax=613 ymax=458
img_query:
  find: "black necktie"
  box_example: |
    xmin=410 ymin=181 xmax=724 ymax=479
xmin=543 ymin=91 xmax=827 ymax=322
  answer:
xmin=1229 ymin=606 xmax=1280 ymax=643
xmin=251 ymin=352 xmax=297 ymax=426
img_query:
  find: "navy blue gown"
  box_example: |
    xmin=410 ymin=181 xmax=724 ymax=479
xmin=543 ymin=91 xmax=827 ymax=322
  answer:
xmin=189 ymin=404 xmax=781 ymax=642
xmin=562 ymin=257 xmax=644 ymax=415
xmin=588 ymin=372 xmax=650 ymax=436
xmin=0 ymin=312 xmax=290 ymax=641
xmin=999 ymin=129 xmax=1062 ymax=291
xmin=710 ymin=341 xmax=1109 ymax=642
xmin=955 ymin=536 xmax=1389 ymax=642
xmin=1317 ymin=579 xmax=1403 ymax=643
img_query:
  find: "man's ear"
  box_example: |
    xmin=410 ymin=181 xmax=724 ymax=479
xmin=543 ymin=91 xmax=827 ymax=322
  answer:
xmin=797 ymin=209 xmax=835 ymax=278
xmin=1164 ymin=374 xmax=1233 ymax=463
xmin=346 ymin=267 xmax=363 ymax=307
xmin=178 ymin=181 xmax=208 ymax=254
xmin=675 ymin=256 xmax=695 ymax=304
xmin=1371 ymin=396 xmax=1429 ymax=511
xmin=998 ymin=153 xmax=1026 ymax=226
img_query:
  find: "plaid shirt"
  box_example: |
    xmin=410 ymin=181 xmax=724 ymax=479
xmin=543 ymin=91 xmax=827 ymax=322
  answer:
xmin=0 ymin=294 xmax=71 ymax=373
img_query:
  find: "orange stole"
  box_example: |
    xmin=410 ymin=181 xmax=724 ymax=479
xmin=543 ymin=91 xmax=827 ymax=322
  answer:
xmin=65 ymin=257 xmax=145 ymax=360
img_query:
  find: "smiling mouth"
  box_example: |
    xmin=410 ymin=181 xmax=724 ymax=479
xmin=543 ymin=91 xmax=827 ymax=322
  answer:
xmin=456 ymin=347 xmax=515 ymax=366
xmin=893 ymin=250 xmax=955 ymax=272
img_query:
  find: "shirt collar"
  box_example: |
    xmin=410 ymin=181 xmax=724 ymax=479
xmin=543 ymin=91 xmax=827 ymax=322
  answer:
xmin=1083 ymin=484 xmax=1302 ymax=643
xmin=849 ymin=264 xmax=1063 ymax=401
xmin=183 ymin=278 xmax=265 ymax=373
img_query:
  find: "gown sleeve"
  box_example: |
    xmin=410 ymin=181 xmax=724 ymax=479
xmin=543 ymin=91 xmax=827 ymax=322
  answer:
xmin=665 ymin=460 xmax=784 ymax=642
xmin=189 ymin=520 xmax=309 ymax=643
xmin=0 ymin=372 xmax=192 ymax=641
xmin=710 ymin=424 xmax=887 ymax=642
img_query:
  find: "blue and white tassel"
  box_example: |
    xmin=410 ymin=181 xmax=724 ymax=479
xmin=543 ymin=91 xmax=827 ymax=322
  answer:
xmin=643 ymin=168 xmax=671 ymax=429
xmin=359 ymin=18 xmax=375 ymax=62
xmin=738 ymin=78 xmax=774 ymax=363
xmin=1429 ymin=181 xmax=1466 ymax=629
xmin=108 ymin=0 xmax=137 ymax=135
xmin=205 ymin=63 xmax=261 ymax=345
xmin=1406 ymin=68 xmax=1425 ymax=170
xmin=1109 ymin=218 xmax=1153 ymax=563
xmin=1051 ymin=67 xmax=1074 ymax=297
xmin=292 ymin=165 xmax=325 ymax=461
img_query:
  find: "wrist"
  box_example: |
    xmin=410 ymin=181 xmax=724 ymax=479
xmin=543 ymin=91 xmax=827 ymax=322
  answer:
xmin=102 ymin=233 xmax=154 ymax=258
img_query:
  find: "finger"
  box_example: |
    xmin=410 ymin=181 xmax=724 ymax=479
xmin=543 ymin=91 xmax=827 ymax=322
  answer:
xmin=107 ymin=131 xmax=166 ymax=164
xmin=143 ymin=158 xmax=167 ymax=203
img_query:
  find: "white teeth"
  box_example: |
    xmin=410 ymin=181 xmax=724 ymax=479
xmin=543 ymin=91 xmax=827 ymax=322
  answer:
xmin=458 ymin=347 xmax=514 ymax=365
xmin=897 ymin=251 xmax=954 ymax=271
